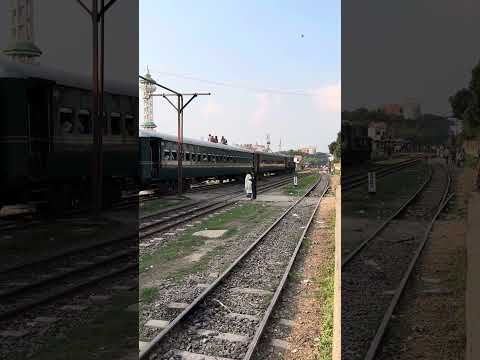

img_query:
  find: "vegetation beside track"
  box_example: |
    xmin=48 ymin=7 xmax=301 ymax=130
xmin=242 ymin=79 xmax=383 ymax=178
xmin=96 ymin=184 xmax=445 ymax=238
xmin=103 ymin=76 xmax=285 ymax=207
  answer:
xmin=139 ymin=202 xmax=279 ymax=278
xmin=343 ymin=162 xmax=428 ymax=219
xmin=140 ymin=197 xmax=187 ymax=218
xmin=283 ymin=173 xmax=320 ymax=196
xmin=31 ymin=291 xmax=137 ymax=360
xmin=314 ymin=211 xmax=335 ymax=360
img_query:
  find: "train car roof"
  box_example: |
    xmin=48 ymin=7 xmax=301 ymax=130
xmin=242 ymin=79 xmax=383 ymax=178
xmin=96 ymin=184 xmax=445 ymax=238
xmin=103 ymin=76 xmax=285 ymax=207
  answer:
xmin=0 ymin=56 xmax=137 ymax=97
xmin=140 ymin=130 xmax=291 ymax=158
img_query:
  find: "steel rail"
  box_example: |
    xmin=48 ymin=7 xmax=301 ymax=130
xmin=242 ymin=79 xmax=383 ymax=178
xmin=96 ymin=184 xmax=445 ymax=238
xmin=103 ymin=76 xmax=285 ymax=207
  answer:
xmin=363 ymin=176 xmax=453 ymax=360
xmin=342 ymin=158 xmax=422 ymax=191
xmin=139 ymin=177 xmax=294 ymax=237
xmin=342 ymin=164 xmax=432 ymax=267
xmin=243 ymin=179 xmax=330 ymax=359
xmin=139 ymin=175 xmax=325 ymax=359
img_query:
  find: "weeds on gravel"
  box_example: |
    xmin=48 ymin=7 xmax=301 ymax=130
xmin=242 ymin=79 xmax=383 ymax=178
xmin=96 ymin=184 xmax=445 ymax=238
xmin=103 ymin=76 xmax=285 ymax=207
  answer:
xmin=315 ymin=211 xmax=335 ymax=360
xmin=140 ymin=287 xmax=159 ymax=303
xmin=284 ymin=174 xmax=320 ymax=197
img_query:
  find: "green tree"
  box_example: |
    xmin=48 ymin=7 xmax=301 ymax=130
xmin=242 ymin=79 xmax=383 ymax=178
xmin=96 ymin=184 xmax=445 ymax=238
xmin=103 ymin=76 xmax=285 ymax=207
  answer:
xmin=449 ymin=88 xmax=473 ymax=119
xmin=329 ymin=132 xmax=341 ymax=161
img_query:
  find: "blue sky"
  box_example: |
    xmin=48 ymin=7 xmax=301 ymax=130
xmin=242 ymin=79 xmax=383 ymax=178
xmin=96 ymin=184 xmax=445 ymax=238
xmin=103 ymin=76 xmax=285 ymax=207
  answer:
xmin=140 ymin=0 xmax=340 ymax=152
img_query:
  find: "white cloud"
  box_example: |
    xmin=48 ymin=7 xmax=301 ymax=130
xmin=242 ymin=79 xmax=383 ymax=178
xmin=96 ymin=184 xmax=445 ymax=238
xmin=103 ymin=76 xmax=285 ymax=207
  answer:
xmin=251 ymin=93 xmax=272 ymax=126
xmin=313 ymin=82 xmax=341 ymax=113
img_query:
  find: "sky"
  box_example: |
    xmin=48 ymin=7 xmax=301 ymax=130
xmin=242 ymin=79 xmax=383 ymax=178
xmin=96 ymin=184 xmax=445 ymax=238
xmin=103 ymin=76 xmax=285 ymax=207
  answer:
xmin=342 ymin=0 xmax=480 ymax=115
xmin=140 ymin=0 xmax=341 ymax=153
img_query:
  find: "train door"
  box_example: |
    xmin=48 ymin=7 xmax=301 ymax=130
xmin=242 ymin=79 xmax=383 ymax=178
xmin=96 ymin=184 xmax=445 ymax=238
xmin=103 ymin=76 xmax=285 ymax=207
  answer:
xmin=150 ymin=140 xmax=159 ymax=178
xmin=27 ymin=80 xmax=52 ymax=175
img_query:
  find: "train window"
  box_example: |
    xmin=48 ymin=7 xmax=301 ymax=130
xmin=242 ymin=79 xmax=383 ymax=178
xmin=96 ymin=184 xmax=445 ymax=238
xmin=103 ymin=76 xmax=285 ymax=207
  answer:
xmin=163 ymin=150 xmax=170 ymax=160
xmin=77 ymin=110 xmax=91 ymax=134
xmin=59 ymin=108 xmax=74 ymax=134
xmin=102 ymin=112 xmax=108 ymax=134
xmin=203 ymin=154 xmax=208 ymax=161
xmin=111 ymin=113 xmax=122 ymax=135
xmin=191 ymin=153 xmax=196 ymax=162
xmin=207 ymin=155 xmax=212 ymax=162
xmin=125 ymin=115 xmax=136 ymax=136
xmin=172 ymin=151 xmax=177 ymax=160
xmin=186 ymin=152 xmax=191 ymax=161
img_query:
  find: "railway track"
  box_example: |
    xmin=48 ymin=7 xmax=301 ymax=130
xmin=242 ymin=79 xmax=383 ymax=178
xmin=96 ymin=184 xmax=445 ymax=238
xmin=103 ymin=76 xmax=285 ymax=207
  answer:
xmin=342 ymin=161 xmax=451 ymax=360
xmin=139 ymin=175 xmax=329 ymax=359
xmin=342 ymin=157 xmax=423 ymax=191
xmin=139 ymin=175 xmax=296 ymax=239
xmin=0 ymin=235 xmax=137 ymax=321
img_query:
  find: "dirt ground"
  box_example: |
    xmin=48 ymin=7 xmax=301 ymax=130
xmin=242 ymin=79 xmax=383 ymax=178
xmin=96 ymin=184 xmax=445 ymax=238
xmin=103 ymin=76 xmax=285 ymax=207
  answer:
xmin=281 ymin=175 xmax=338 ymax=360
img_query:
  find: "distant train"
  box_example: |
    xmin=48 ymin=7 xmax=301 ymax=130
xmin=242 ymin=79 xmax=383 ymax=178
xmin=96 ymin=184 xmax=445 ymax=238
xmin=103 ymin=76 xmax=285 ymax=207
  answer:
xmin=0 ymin=58 xmax=138 ymax=211
xmin=140 ymin=131 xmax=295 ymax=191
xmin=342 ymin=120 xmax=371 ymax=164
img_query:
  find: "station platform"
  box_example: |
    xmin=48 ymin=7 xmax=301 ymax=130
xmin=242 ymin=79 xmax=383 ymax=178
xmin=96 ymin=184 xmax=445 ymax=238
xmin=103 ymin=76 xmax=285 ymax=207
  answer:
xmin=466 ymin=191 xmax=480 ymax=360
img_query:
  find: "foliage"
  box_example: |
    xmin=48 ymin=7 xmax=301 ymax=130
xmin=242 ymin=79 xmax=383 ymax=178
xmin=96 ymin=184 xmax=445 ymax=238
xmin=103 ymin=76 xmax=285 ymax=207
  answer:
xmin=449 ymin=60 xmax=480 ymax=138
xmin=328 ymin=132 xmax=341 ymax=161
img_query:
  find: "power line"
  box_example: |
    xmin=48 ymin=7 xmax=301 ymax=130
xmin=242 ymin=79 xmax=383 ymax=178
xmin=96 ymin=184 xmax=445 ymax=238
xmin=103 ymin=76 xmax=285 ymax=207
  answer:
xmin=146 ymin=69 xmax=318 ymax=96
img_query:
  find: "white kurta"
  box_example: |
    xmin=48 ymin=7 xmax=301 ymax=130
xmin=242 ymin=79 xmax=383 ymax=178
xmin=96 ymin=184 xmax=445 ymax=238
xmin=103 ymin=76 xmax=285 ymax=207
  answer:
xmin=245 ymin=174 xmax=253 ymax=194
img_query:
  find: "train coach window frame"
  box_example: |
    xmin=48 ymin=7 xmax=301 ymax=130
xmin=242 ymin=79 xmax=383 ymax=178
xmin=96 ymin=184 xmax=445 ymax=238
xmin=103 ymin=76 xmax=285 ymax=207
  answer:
xmin=125 ymin=114 xmax=136 ymax=136
xmin=110 ymin=112 xmax=122 ymax=135
xmin=203 ymin=154 xmax=208 ymax=162
xmin=59 ymin=108 xmax=74 ymax=135
xmin=185 ymin=152 xmax=191 ymax=161
xmin=77 ymin=109 xmax=91 ymax=135
xmin=163 ymin=150 xmax=170 ymax=160
xmin=171 ymin=151 xmax=177 ymax=161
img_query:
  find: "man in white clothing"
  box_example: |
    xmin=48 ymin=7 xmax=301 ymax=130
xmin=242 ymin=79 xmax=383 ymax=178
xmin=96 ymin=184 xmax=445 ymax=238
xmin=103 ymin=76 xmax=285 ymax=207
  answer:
xmin=245 ymin=172 xmax=253 ymax=199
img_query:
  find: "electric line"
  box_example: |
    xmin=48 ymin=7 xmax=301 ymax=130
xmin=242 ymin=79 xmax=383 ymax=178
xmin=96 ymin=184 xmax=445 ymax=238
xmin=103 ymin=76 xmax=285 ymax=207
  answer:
xmin=144 ymin=69 xmax=318 ymax=96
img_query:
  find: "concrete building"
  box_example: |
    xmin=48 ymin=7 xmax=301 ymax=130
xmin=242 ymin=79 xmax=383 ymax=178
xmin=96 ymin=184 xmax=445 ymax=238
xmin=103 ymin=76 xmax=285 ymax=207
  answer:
xmin=3 ymin=0 xmax=42 ymax=64
xmin=448 ymin=117 xmax=463 ymax=136
xmin=298 ymin=146 xmax=316 ymax=155
xmin=382 ymin=104 xmax=403 ymax=116
xmin=368 ymin=121 xmax=387 ymax=141
xmin=402 ymin=98 xmax=422 ymax=119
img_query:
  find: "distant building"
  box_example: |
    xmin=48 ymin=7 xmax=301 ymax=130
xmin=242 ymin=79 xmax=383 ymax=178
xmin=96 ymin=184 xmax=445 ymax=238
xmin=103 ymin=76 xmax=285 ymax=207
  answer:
xmin=298 ymin=146 xmax=316 ymax=155
xmin=402 ymin=98 xmax=422 ymax=119
xmin=381 ymin=99 xmax=421 ymax=119
xmin=382 ymin=104 xmax=403 ymax=116
xmin=447 ymin=117 xmax=463 ymax=136
xmin=239 ymin=144 xmax=267 ymax=152
xmin=368 ymin=121 xmax=387 ymax=141
xmin=140 ymin=68 xmax=157 ymax=131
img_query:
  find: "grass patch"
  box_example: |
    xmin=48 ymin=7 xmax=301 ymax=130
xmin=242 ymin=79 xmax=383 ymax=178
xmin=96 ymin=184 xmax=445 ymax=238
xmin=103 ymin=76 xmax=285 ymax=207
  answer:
xmin=30 ymin=292 xmax=138 ymax=360
xmin=284 ymin=174 xmax=320 ymax=196
xmin=139 ymin=202 xmax=279 ymax=278
xmin=140 ymin=198 xmax=184 ymax=218
xmin=342 ymin=163 xmax=427 ymax=219
xmin=140 ymin=287 xmax=159 ymax=303
xmin=314 ymin=211 xmax=335 ymax=360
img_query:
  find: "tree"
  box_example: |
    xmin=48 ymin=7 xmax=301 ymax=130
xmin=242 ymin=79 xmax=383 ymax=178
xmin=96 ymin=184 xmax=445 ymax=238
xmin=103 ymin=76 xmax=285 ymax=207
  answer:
xmin=449 ymin=88 xmax=473 ymax=119
xmin=329 ymin=132 xmax=341 ymax=162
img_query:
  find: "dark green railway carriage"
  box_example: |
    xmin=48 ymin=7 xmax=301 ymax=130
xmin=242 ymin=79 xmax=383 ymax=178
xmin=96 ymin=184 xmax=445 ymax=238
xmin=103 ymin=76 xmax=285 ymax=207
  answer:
xmin=0 ymin=58 xmax=138 ymax=210
xmin=140 ymin=131 xmax=294 ymax=191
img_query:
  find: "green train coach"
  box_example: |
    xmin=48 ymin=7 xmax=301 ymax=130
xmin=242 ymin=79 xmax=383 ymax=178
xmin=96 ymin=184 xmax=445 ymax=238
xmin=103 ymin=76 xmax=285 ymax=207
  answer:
xmin=140 ymin=130 xmax=295 ymax=191
xmin=0 ymin=58 xmax=138 ymax=211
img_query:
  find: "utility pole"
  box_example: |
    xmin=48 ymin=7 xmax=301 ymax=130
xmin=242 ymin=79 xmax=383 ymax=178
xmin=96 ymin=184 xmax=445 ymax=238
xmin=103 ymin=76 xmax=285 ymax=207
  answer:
xmin=76 ymin=0 xmax=119 ymax=215
xmin=139 ymin=75 xmax=211 ymax=195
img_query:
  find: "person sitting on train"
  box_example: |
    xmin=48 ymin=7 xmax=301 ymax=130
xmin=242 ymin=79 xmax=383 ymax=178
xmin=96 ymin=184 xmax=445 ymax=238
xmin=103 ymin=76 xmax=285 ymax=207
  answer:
xmin=221 ymin=136 xmax=227 ymax=145
xmin=208 ymin=134 xmax=212 ymax=142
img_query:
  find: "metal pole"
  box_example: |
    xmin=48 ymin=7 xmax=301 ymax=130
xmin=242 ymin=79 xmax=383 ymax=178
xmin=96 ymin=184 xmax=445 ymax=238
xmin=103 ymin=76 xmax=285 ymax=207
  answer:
xmin=98 ymin=0 xmax=105 ymax=210
xmin=91 ymin=0 xmax=100 ymax=214
xmin=177 ymin=95 xmax=183 ymax=194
